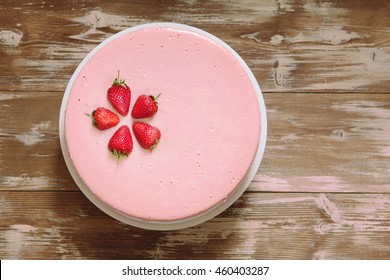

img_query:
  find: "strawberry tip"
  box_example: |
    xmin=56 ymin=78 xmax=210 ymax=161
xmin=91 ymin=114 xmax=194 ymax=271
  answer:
xmin=151 ymin=93 xmax=161 ymax=111
xmin=150 ymin=93 xmax=161 ymax=101
xmin=112 ymin=70 xmax=127 ymax=88
xmin=149 ymin=139 xmax=160 ymax=151
xmin=112 ymin=149 xmax=128 ymax=160
xmin=85 ymin=111 xmax=97 ymax=127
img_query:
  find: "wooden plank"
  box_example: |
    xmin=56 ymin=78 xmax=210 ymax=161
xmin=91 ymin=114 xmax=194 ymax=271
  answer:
xmin=251 ymin=93 xmax=390 ymax=193
xmin=1 ymin=191 xmax=390 ymax=259
xmin=1 ymin=92 xmax=389 ymax=192
xmin=0 ymin=0 xmax=390 ymax=92
xmin=0 ymin=91 xmax=76 ymax=190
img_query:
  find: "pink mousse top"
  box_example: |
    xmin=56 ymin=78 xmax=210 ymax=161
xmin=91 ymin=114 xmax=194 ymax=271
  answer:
xmin=64 ymin=24 xmax=261 ymax=222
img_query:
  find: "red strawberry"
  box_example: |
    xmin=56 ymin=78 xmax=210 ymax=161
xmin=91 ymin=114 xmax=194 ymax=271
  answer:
xmin=131 ymin=93 xmax=161 ymax=119
xmin=88 ymin=107 xmax=119 ymax=130
xmin=107 ymin=72 xmax=131 ymax=116
xmin=108 ymin=125 xmax=133 ymax=158
xmin=132 ymin=122 xmax=161 ymax=150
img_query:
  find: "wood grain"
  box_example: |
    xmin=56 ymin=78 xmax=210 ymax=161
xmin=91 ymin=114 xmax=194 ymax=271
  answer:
xmin=1 ymin=0 xmax=390 ymax=260
xmin=1 ymin=191 xmax=390 ymax=259
xmin=253 ymin=93 xmax=390 ymax=193
xmin=0 ymin=0 xmax=390 ymax=92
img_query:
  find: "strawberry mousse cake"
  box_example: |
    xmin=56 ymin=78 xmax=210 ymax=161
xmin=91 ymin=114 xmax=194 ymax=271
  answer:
xmin=60 ymin=23 xmax=267 ymax=230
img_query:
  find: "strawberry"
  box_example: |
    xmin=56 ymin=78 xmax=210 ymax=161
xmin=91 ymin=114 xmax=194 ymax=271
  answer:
xmin=107 ymin=72 xmax=131 ymax=116
xmin=132 ymin=122 xmax=161 ymax=150
xmin=131 ymin=93 xmax=161 ymax=119
xmin=108 ymin=125 xmax=133 ymax=158
xmin=87 ymin=107 xmax=119 ymax=130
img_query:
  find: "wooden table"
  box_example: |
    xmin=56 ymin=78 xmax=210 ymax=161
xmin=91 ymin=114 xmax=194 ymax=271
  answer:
xmin=1 ymin=0 xmax=389 ymax=260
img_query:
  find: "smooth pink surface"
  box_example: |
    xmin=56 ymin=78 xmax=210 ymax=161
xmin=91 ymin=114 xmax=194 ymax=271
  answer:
xmin=65 ymin=25 xmax=261 ymax=221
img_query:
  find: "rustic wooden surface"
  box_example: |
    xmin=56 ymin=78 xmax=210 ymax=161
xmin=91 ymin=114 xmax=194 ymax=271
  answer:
xmin=0 ymin=0 xmax=389 ymax=259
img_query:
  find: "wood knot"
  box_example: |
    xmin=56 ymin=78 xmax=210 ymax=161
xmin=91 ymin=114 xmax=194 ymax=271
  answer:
xmin=331 ymin=129 xmax=347 ymax=140
xmin=274 ymin=59 xmax=284 ymax=86
xmin=0 ymin=29 xmax=23 ymax=46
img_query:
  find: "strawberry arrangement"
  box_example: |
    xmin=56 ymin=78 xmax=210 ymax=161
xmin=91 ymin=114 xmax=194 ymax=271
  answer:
xmin=88 ymin=72 xmax=161 ymax=159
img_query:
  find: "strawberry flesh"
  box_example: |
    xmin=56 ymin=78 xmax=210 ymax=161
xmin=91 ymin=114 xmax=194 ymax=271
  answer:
xmin=131 ymin=93 xmax=160 ymax=119
xmin=108 ymin=125 xmax=133 ymax=158
xmin=90 ymin=107 xmax=119 ymax=130
xmin=107 ymin=74 xmax=131 ymax=116
xmin=132 ymin=122 xmax=161 ymax=150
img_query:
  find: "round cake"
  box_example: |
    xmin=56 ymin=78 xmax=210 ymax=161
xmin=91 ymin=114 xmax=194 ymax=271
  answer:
xmin=59 ymin=23 xmax=267 ymax=230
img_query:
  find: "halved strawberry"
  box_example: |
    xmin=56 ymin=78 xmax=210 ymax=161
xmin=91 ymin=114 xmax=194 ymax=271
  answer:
xmin=108 ymin=125 xmax=133 ymax=159
xmin=87 ymin=107 xmax=119 ymax=130
xmin=131 ymin=93 xmax=161 ymax=119
xmin=107 ymin=72 xmax=131 ymax=116
xmin=132 ymin=122 xmax=161 ymax=150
